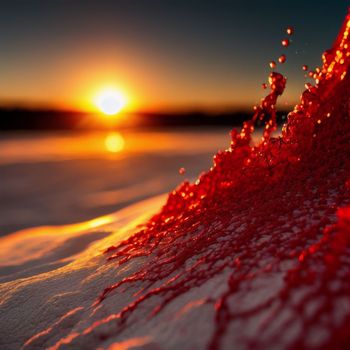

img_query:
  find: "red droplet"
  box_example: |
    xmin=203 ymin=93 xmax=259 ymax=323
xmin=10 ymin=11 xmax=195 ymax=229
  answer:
xmin=262 ymin=83 xmax=267 ymax=89
xmin=269 ymin=61 xmax=276 ymax=69
xmin=302 ymin=65 xmax=308 ymax=71
xmin=282 ymin=39 xmax=290 ymax=47
xmin=278 ymin=54 xmax=287 ymax=64
xmin=286 ymin=27 xmax=294 ymax=35
xmin=179 ymin=167 xmax=186 ymax=175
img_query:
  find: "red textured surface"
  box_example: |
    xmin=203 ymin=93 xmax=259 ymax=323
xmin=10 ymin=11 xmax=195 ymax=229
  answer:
xmin=97 ymin=11 xmax=350 ymax=349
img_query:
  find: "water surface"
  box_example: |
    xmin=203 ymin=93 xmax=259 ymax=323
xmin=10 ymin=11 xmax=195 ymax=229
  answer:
xmin=0 ymin=129 xmax=232 ymax=236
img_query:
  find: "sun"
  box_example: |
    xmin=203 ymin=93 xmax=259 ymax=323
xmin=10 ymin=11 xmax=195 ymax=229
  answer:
xmin=94 ymin=89 xmax=126 ymax=116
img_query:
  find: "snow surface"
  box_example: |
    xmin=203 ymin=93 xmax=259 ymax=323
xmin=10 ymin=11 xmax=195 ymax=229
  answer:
xmin=0 ymin=194 xmax=233 ymax=350
xmin=0 ymin=129 xmax=276 ymax=350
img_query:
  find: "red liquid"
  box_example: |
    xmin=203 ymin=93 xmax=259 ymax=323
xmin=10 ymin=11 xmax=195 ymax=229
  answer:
xmin=278 ymin=54 xmax=287 ymax=64
xmin=179 ymin=167 xmax=186 ymax=175
xmin=286 ymin=27 xmax=294 ymax=35
xmin=269 ymin=60 xmax=276 ymax=69
xmin=89 ymin=11 xmax=350 ymax=350
xmin=281 ymin=39 xmax=290 ymax=47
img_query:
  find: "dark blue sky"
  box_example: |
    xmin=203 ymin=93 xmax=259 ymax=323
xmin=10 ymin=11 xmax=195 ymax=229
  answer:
xmin=0 ymin=0 xmax=348 ymax=111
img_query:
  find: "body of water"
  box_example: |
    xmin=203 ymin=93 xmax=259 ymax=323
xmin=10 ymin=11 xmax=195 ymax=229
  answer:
xmin=0 ymin=128 xmax=233 ymax=236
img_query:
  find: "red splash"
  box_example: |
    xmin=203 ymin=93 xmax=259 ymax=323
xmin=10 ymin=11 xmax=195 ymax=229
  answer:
xmin=96 ymin=10 xmax=350 ymax=350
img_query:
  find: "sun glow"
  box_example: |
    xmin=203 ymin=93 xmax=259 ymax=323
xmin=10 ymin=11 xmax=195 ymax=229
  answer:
xmin=94 ymin=89 xmax=127 ymax=116
xmin=105 ymin=132 xmax=125 ymax=153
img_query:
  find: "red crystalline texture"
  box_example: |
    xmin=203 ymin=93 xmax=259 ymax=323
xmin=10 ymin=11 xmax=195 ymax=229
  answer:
xmin=98 ymin=11 xmax=350 ymax=350
xmin=55 ymin=10 xmax=350 ymax=350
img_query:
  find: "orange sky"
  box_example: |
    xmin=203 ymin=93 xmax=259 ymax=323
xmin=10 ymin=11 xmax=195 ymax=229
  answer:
xmin=0 ymin=2 xmax=346 ymax=113
xmin=0 ymin=47 xmax=302 ymax=113
xmin=0 ymin=44 xmax=272 ymax=112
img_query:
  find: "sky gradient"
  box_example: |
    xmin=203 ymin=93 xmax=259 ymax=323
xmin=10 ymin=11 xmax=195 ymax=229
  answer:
xmin=0 ymin=0 xmax=348 ymax=112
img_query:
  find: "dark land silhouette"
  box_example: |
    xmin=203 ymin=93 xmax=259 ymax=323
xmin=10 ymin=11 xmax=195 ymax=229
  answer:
xmin=0 ymin=107 xmax=288 ymax=130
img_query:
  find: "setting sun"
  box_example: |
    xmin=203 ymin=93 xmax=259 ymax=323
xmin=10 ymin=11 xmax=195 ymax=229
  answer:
xmin=94 ymin=89 xmax=127 ymax=116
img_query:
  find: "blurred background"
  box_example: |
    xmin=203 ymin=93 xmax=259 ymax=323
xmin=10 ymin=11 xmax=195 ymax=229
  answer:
xmin=0 ymin=0 xmax=348 ymax=236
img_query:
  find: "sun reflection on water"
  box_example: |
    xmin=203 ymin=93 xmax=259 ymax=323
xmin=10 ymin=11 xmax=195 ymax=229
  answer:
xmin=104 ymin=132 xmax=125 ymax=153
